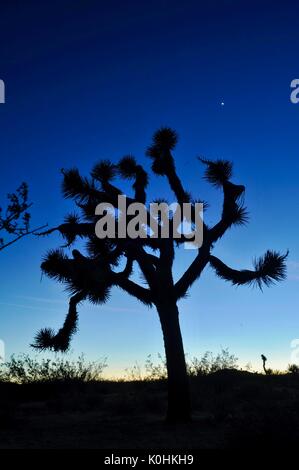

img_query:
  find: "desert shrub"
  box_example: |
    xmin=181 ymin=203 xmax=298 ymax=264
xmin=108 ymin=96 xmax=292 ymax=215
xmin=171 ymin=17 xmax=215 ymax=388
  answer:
xmin=0 ymin=354 xmax=107 ymax=384
xmin=145 ymin=354 xmax=167 ymax=380
xmin=187 ymin=348 xmax=238 ymax=376
xmin=124 ymin=354 xmax=167 ymax=381
xmin=124 ymin=362 xmax=144 ymax=381
xmin=287 ymin=364 xmax=299 ymax=374
xmin=0 ymin=349 xmax=238 ymax=384
xmin=124 ymin=349 xmax=238 ymax=381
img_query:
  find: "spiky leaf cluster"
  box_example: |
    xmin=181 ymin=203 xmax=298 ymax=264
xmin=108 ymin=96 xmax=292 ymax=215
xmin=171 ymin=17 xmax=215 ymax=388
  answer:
xmin=199 ymin=158 xmax=233 ymax=187
xmin=146 ymin=127 xmax=178 ymax=175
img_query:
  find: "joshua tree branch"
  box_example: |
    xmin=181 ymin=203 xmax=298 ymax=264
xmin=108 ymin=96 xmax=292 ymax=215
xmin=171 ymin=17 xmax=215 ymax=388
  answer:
xmin=209 ymin=182 xmax=247 ymax=244
xmin=209 ymin=251 xmax=288 ymax=289
xmin=175 ymin=244 xmax=211 ymax=300
xmin=31 ymin=291 xmax=86 ymax=352
xmin=113 ymin=274 xmax=152 ymax=305
xmin=119 ymin=255 xmax=134 ymax=278
xmin=132 ymin=246 xmax=157 ymax=289
xmin=165 ymin=159 xmax=190 ymax=204
xmin=117 ymin=156 xmax=148 ymax=203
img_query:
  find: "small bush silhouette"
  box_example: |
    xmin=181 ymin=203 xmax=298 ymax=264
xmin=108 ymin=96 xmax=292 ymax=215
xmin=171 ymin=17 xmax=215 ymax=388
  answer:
xmin=287 ymin=364 xmax=299 ymax=374
xmin=0 ymin=354 xmax=107 ymax=384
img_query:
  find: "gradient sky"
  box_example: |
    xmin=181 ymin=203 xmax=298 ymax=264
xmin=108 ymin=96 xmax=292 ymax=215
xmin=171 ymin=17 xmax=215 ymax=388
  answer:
xmin=0 ymin=0 xmax=299 ymax=376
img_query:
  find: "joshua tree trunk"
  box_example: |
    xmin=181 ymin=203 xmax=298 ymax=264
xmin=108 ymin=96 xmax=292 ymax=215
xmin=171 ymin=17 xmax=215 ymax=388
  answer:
xmin=157 ymin=301 xmax=191 ymax=422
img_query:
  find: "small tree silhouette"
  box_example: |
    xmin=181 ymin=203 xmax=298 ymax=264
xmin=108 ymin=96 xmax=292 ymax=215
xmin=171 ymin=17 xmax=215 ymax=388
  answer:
xmin=0 ymin=183 xmax=46 ymax=251
xmin=33 ymin=128 xmax=287 ymax=422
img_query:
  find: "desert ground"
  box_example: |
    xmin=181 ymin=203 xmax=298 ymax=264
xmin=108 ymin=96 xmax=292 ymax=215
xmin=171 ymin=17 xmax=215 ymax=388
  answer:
xmin=1 ymin=369 xmax=299 ymax=449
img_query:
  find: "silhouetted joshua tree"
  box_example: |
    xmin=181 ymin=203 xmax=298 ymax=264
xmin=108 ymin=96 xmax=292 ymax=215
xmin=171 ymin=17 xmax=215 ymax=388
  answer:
xmin=33 ymin=128 xmax=287 ymax=422
xmin=261 ymin=354 xmax=272 ymax=375
xmin=261 ymin=354 xmax=267 ymax=373
xmin=0 ymin=182 xmax=46 ymax=251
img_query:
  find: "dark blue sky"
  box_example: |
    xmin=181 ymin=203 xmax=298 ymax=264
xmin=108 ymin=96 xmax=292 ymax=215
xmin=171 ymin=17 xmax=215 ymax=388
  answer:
xmin=0 ymin=0 xmax=299 ymax=374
